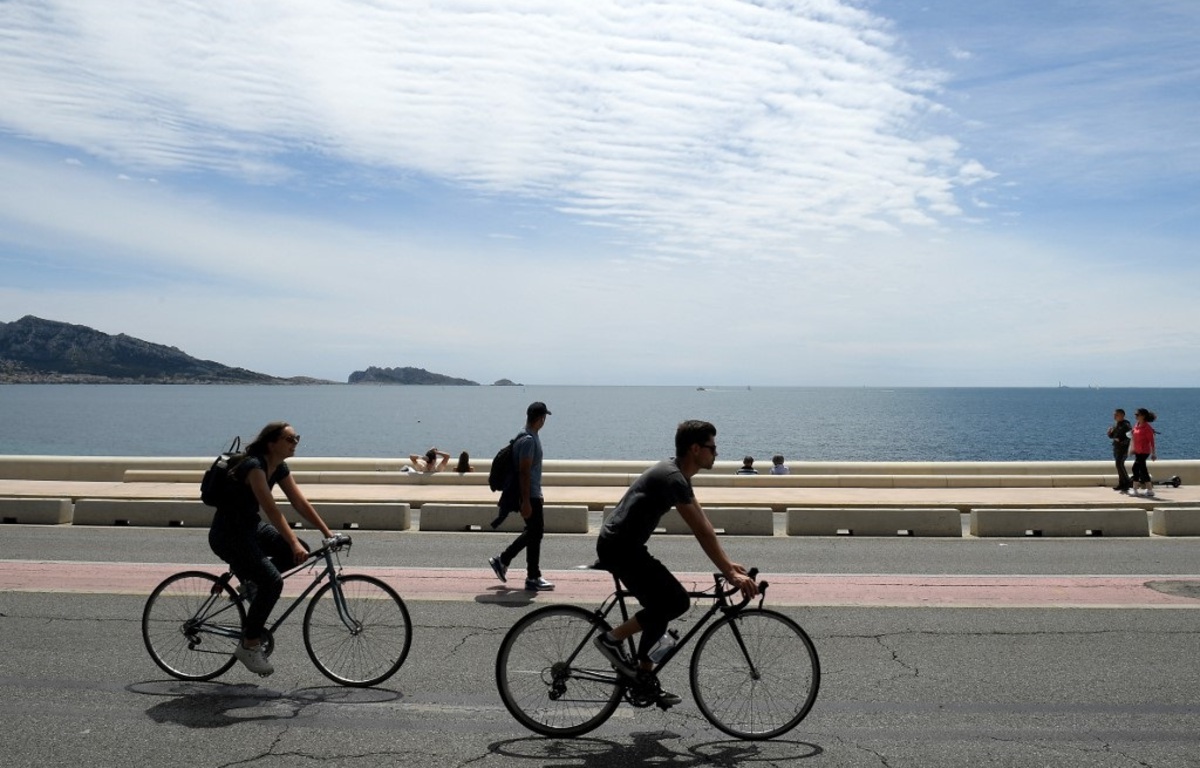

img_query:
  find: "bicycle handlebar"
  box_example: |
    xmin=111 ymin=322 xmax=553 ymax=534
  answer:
xmin=712 ymin=567 xmax=769 ymax=610
xmin=316 ymin=532 xmax=353 ymax=555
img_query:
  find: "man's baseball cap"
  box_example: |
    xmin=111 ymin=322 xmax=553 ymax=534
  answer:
xmin=527 ymin=401 xmax=552 ymax=417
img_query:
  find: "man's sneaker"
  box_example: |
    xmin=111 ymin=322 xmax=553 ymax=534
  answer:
xmin=593 ymin=634 xmax=637 ymax=677
xmin=488 ymin=555 xmax=507 ymax=583
xmin=234 ymin=642 xmax=274 ymax=677
xmin=525 ymin=576 xmax=555 ymax=591
xmin=655 ymin=689 xmax=683 ymax=708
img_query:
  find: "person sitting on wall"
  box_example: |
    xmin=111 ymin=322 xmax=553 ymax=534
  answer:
xmin=770 ymin=454 xmax=790 ymax=475
xmin=409 ymin=447 xmax=451 ymax=473
xmin=736 ymin=456 xmax=758 ymax=475
xmin=455 ymin=451 xmax=474 ymax=473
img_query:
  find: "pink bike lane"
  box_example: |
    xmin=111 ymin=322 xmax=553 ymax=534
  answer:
xmin=3 ymin=560 xmax=1200 ymax=609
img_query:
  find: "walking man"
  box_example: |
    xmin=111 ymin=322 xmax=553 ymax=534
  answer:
xmin=489 ymin=402 xmax=554 ymax=591
xmin=1108 ymin=408 xmax=1132 ymax=492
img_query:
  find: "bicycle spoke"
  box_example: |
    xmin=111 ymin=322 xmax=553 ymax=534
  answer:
xmin=496 ymin=606 xmax=622 ymax=737
xmin=142 ymin=572 xmax=244 ymax=681
xmin=303 ymin=575 xmax=411 ymax=687
xmin=690 ymin=609 xmax=820 ymax=739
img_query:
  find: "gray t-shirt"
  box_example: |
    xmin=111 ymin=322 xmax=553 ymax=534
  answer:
xmin=599 ymin=459 xmax=694 ymax=547
xmin=512 ymin=427 xmax=544 ymax=499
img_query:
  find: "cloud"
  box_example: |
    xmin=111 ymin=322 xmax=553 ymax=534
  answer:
xmin=0 ymin=0 xmax=982 ymax=261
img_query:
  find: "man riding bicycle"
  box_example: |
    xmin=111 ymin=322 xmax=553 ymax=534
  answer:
xmin=593 ymin=420 xmax=758 ymax=707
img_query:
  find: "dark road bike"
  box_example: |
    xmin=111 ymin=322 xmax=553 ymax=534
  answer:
xmin=142 ymin=533 xmax=411 ymax=687
xmin=495 ymin=568 xmax=819 ymax=739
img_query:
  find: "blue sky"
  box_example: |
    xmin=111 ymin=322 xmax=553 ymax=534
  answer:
xmin=1 ymin=0 xmax=1197 ymax=386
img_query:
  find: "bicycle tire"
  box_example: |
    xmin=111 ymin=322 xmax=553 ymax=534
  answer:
xmin=302 ymin=574 xmax=412 ymax=687
xmin=495 ymin=605 xmax=623 ymax=737
xmin=689 ymin=608 xmax=820 ymax=739
xmin=142 ymin=571 xmax=245 ymax=681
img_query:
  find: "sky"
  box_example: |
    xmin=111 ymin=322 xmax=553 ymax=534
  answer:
xmin=1 ymin=0 xmax=1197 ymax=386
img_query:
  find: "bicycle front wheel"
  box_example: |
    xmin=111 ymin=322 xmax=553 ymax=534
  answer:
xmin=142 ymin=571 xmax=245 ymax=681
xmin=689 ymin=608 xmax=820 ymax=739
xmin=303 ymin=574 xmax=412 ymax=687
xmin=495 ymin=605 xmax=622 ymax=738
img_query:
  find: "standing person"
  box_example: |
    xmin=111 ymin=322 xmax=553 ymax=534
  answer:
xmin=488 ymin=402 xmax=554 ymax=591
xmin=1128 ymin=408 xmax=1158 ymax=497
xmin=208 ymin=422 xmax=335 ymax=676
xmin=1107 ymin=409 xmax=1133 ymax=492
xmin=770 ymin=454 xmax=790 ymax=475
xmin=736 ymin=456 xmax=758 ymax=475
xmin=592 ymin=420 xmax=758 ymax=707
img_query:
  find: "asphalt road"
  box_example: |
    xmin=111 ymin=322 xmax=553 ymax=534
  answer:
xmin=2 ymin=526 xmax=1199 ymax=767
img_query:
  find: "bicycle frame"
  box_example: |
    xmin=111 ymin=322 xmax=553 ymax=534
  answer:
xmin=566 ymin=571 xmax=765 ymax=686
xmin=190 ymin=539 xmax=359 ymax=644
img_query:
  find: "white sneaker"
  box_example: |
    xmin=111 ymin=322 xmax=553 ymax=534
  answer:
xmin=1144 ymin=489 xmax=1156 ymax=498
xmin=235 ymin=642 xmax=274 ymax=676
xmin=1126 ymin=488 xmax=1139 ymax=496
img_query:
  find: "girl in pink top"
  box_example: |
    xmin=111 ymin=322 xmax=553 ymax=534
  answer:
xmin=1128 ymin=408 xmax=1157 ymax=497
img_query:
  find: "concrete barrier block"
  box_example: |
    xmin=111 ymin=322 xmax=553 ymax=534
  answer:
xmin=970 ymin=508 xmax=1149 ymax=537
xmin=786 ymin=507 xmax=962 ymax=537
xmin=306 ymin=502 xmax=410 ymax=531
xmin=1151 ymin=507 xmax=1200 ymax=536
xmin=73 ymin=498 xmax=212 ymax=527
xmin=0 ymin=497 xmax=73 ymax=525
xmin=653 ymin=507 xmax=774 ymax=536
xmin=418 ymin=503 xmax=588 ymax=533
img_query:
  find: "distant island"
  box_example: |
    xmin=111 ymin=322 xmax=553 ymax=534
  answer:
xmin=348 ymin=366 xmax=478 ymax=385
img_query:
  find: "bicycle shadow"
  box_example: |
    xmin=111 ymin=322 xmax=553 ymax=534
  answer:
xmin=127 ymin=680 xmax=401 ymax=729
xmin=488 ymin=731 xmax=822 ymax=766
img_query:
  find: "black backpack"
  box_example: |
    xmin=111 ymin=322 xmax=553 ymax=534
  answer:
xmin=200 ymin=437 xmax=246 ymax=508
xmin=487 ymin=435 xmax=521 ymax=492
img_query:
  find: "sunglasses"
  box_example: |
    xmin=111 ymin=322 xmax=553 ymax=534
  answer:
xmin=283 ymin=434 xmax=301 ymax=445
xmin=701 ymin=443 xmax=717 ymax=454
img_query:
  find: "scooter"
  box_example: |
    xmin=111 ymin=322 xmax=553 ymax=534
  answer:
xmin=1153 ymin=475 xmax=1182 ymax=488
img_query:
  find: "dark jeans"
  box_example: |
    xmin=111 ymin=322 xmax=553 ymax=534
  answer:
xmin=596 ymin=539 xmax=690 ymax=663
xmin=500 ymin=497 xmax=544 ymax=580
xmin=209 ymin=513 xmax=307 ymax=640
xmin=1131 ymin=453 xmax=1152 ymax=484
xmin=1113 ymin=443 xmax=1130 ymax=489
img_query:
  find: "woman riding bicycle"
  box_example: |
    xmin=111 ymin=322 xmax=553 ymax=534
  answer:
xmin=208 ymin=421 xmax=334 ymax=676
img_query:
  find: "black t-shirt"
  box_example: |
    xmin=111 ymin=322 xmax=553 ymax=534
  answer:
xmin=222 ymin=454 xmax=290 ymax=517
xmin=599 ymin=459 xmax=694 ymax=547
xmin=1109 ymin=419 xmax=1132 ymax=445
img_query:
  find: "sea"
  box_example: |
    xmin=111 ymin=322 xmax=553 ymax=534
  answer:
xmin=0 ymin=385 xmax=1196 ymax=463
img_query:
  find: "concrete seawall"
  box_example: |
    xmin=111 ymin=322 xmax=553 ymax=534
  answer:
xmin=2 ymin=455 xmax=1199 ymax=536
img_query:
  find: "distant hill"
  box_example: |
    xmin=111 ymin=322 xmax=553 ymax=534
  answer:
xmin=0 ymin=315 xmax=311 ymax=384
xmin=348 ymin=366 xmax=479 ymax=386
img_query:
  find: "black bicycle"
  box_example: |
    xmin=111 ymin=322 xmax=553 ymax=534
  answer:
xmin=495 ymin=568 xmax=820 ymax=739
xmin=142 ymin=533 xmax=411 ymax=687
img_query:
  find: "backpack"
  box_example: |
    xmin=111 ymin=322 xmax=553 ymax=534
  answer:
xmin=200 ymin=436 xmax=246 ymax=508
xmin=487 ymin=435 xmax=521 ymax=492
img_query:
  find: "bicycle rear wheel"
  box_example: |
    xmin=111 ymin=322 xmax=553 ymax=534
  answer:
xmin=303 ymin=574 xmax=412 ymax=687
xmin=689 ymin=608 xmax=820 ymax=739
xmin=495 ymin=605 xmax=622 ymax=737
xmin=142 ymin=571 xmax=245 ymax=681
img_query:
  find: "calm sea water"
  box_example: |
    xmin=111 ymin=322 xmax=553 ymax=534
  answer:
xmin=0 ymin=385 xmax=1196 ymax=462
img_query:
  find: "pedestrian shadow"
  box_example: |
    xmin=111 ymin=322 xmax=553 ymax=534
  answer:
xmin=127 ymin=680 xmax=401 ymax=729
xmin=488 ymin=731 xmax=822 ymax=766
xmin=475 ymin=586 xmax=538 ymax=607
